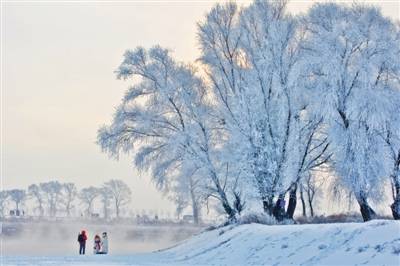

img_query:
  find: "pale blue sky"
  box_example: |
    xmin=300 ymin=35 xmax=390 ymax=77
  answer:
xmin=1 ymin=1 xmax=399 ymax=212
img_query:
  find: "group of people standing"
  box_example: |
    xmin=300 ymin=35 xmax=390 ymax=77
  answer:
xmin=77 ymin=230 xmax=108 ymax=255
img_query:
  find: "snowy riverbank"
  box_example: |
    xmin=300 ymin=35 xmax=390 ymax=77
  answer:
xmin=2 ymin=220 xmax=399 ymax=265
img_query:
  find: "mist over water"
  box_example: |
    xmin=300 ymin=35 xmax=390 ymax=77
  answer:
xmin=1 ymin=221 xmax=204 ymax=256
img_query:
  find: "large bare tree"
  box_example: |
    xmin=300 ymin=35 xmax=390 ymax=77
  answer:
xmin=79 ymin=186 xmax=99 ymax=217
xmin=103 ymin=180 xmax=132 ymax=218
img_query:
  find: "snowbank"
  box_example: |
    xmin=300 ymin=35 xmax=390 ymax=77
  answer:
xmin=2 ymin=220 xmax=399 ymax=265
xmin=159 ymin=220 xmax=400 ymax=265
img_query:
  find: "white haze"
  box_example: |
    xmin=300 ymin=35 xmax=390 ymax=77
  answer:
xmin=1 ymin=221 xmax=203 ymax=256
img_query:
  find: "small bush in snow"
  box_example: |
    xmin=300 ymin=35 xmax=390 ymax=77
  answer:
xmin=296 ymin=214 xmax=393 ymax=224
xmin=357 ymin=245 xmax=369 ymax=253
xmin=238 ymin=212 xmax=277 ymax=225
xmin=204 ymin=225 xmax=218 ymax=231
xmin=374 ymin=244 xmax=384 ymax=252
xmin=280 ymin=218 xmax=295 ymax=225
xmin=296 ymin=214 xmax=363 ymax=224
xmin=204 ymin=220 xmax=234 ymax=232
xmin=392 ymin=245 xmax=400 ymax=255
xmin=318 ymin=244 xmax=327 ymax=250
xmin=235 ymin=212 xmax=296 ymax=226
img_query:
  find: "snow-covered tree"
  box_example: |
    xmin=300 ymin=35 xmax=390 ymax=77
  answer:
xmin=97 ymin=1 xmax=331 ymax=221
xmin=173 ymin=193 xmax=187 ymax=220
xmin=97 ymin=0 xmax=398 ymax=222
xmin=198 ymin=1 xmax=331 ymax=218
xmin=99 ymin=186 xmax=112 ymax=219
xmin=28 ymin=184 xmax=45 ymax=217
xmin=169 ymin=173 xmax=202 ymax=224
xmin=98 ymin=46 xmax=238 ymax=219
xmin=40 ymin=181 xmax=63 ymax=217
xmin=299 ymin=185 xmax=307 ymax=217
xmin=8 ymin=189 xmax=26 ymax=212
xmin=303 ymin=3 xmax=400 ymax=221
xmin=301 ymin=172 xmax=327 ymax=217
xmin=61 ymin=183 xmax=77 ymax=217
xmin=380 ymin=111 xmax=400 ymax=219
xmin=79 ymin=186 xmax=99 ymax=217
xmin=0 ymin=191 xmax=9 ymax=218
xmin=103 ymin=179 xmax=131 ymax=218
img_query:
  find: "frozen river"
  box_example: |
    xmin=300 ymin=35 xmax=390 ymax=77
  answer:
xmin=0 ymin=220 xmax=204 ymax=256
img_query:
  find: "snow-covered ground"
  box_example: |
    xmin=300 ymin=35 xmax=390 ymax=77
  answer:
xmin=2 ymin=220 xmax=399 ymax=266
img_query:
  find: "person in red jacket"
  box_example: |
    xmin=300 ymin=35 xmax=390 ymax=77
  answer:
xmin=77 ymin=230 xmax=88 ymax=255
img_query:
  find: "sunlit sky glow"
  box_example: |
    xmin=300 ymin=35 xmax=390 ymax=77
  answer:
xmin=1 ymin=0 xmax=399 ymax=213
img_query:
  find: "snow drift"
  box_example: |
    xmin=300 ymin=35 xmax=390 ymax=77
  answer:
xmin=158 ymin=220 xmax=400 ymax=265
xmin=2 ymin=220 xmax=400 ymax=265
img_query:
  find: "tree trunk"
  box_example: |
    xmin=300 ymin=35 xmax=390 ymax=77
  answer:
xmin=192 ymin=202 xmax=200 ymax=224
xmin=263 ymin=196 xmax=274 ymax=216
xmin=308 ymin=197 xmax=314 ymax=217
xmin=273 ymin=194 xmax=286 ymax=221
xmin=215 ymin=183 xmax=235 ymax=220
xmin=191 ymin=191 xmax=200 ymax=224
xmin=50 ymin=202 xmax=56 ymax=217
xmin=221 ymin=198 xmax=235 ymax=221
xmin=356 ymin=194 xmax=376 ymax=222
xmin=39 ymin=205 xmax=44 ymax=217
xmin=390 ymin=176 xmax=400 ymax=220
xmin=204 ymin=154 xmax=235 ymax=221
xmin=300 ymin=186 xmax=307 ymax=217
xmin=104 ymin=207 xmax=108 ymax=219
xmin=215 ymin=180 xmax=235 ymax=220
xmin=286 ymin=184 xmax=297 ymax=219
xmin=190 ymin=178 xmax=200 ymax=224
xmin=103 ymin=201 xmax=109 ymax=219
xmin=66 ymin=203 xmax=71 ymax=217
xmin=391 ymin=198 xmax=400 ymax=220
xmin=306 ymin=186 xmax=315 ymax=217
xmin=116 ymin=201 xmax=120 ymax=218
xmin=210 ymin=171 xmax=236 ymax=221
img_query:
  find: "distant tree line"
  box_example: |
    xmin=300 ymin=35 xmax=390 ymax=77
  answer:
xmin=0 ymin=179 xmax=132 ymax=219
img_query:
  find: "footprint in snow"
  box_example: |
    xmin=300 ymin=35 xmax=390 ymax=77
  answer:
xmin=357 ymin=245 xmax=370 ymax=253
